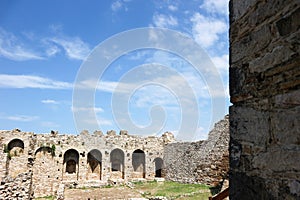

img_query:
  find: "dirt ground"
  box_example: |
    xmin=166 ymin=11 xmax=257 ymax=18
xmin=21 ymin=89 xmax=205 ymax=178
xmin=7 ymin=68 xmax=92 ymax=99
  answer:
xmin=64 ymin=186 xmax=144 ymax=200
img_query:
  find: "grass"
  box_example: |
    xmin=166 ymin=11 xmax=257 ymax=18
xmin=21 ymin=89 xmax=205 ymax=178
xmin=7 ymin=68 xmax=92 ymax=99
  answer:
xmin=133 ymin=181 xmax=211 ymax=199
xmin=35 ymin=196 xmax=55 ymax=200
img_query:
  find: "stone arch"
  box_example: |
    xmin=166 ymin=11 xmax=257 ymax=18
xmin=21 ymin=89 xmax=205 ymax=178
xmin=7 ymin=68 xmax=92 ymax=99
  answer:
xmin=7 ymin=138 xmax=24 ymax=156
xmin=87 ymin=149 xmax=102 ymax=180
xmin=132 ymin=149 xmax=145 ymax=178
xmin=33 ymin=146 xmax=56 ymax=197
xmin=154 ymin=157 xmax=163 ymax=177
xmin=63 ymin=149 xmax=79 ymax=180
xmin=6 ymin=138 xmax=27 ymax=177
xmin=110 ymin=148 xmax=124 ymax=179
xmin=35 ymin=146 xmax=52 ymax=156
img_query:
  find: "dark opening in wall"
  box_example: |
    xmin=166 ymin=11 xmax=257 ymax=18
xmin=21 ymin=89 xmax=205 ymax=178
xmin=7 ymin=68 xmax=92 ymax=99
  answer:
xmin=132 ymin=149 xmax=145 ymax=178
xmin=87 ymin=149 xmax=102 ymax=180
xmin=110 ymin=148 xmax=125 ymax=178
xmin=154 ymin=157 xmax=163 ymax=177
xmin=63 ymin=149 xmax=79 ymax=175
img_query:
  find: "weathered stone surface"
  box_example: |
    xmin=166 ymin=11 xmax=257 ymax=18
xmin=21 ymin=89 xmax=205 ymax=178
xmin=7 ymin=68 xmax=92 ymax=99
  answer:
xmin=229 ymin=0 xmax=300 ymax=199
xmin=164 ymin=116 xmax=229 ymax=186
xmin=0 ymin=116 xmax=229 ymax=198
xmin=0 ymin=130 xmax=172 ymax=198
xmin=0 ymin=172 xmax=33 ymax=199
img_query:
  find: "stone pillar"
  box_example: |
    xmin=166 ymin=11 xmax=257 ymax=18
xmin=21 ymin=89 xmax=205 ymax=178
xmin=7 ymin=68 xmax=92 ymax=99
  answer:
xmin=229 ymin=0 xmax=300 ymax=199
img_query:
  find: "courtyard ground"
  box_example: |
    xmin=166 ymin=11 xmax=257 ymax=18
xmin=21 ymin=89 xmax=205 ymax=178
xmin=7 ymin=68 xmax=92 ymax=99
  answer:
xmin=36 ymin=181 xmax=212 ymax=200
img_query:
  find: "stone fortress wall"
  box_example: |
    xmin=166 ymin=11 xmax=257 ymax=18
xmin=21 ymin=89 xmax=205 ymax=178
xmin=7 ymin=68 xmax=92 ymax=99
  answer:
xmin=229 ymin=0 xmax=300 ymax=199
xmin=164 ymin=115 xmax=229 ymax=185
xmin=0 ymin=129 xmax=173 ymax=198
xmin=0 ymin=116 xmax=229 ymax=199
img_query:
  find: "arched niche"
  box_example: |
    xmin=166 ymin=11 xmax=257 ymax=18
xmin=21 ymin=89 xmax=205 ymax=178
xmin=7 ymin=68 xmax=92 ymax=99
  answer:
xmin=7 ymin=138 xmax=24 ymax=156
xmin=63 ymin=149 xmax=79 ymax=175
xmin=110 ymin=148 xmax=125 ymax=179
xmin=132 ymin=149 xmax=145 ymax=178
xmin=87 ymin=149 xmax=102 ymax=180
xmin=154 ymin=157 xmax=163 ymax=177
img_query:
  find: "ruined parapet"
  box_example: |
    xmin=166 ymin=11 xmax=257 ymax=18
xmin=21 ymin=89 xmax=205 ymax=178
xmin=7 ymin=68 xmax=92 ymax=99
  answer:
xmin=162 ymin=131 xmax=175 ymax=144
xmin=164 ymin=116 xmax=229 ymax=185
xmin=93 ymin=130 xmax=103 ymax=136
xmin=196 ymin=115 xmax=229 ymax=185
xmin=106 ymin=130 xmax=116 ymax=136
xmin=119 ymin=130 xmax=128 ymax=136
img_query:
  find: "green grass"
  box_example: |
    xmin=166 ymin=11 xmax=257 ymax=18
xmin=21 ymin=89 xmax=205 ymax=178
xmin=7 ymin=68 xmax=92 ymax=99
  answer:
xmin=35 ymin=196 xmax=55 ymax=200
xmin=133 ymin=181 xmax=210 ymax=199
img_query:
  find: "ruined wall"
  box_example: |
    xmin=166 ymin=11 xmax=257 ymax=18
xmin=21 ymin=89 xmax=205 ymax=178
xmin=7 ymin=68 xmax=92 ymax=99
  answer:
xmin=0 ymin=129 xmax=173 ymax=198
xmin=229 ymin=0 xmax=300 ymax=199
xmin=0 ymin=172 xmax=33 ymax=199
xmin=0 ymin=115 xmax=230 ymax=198
xmin=164 ymin=116 xmax=229 ymax=186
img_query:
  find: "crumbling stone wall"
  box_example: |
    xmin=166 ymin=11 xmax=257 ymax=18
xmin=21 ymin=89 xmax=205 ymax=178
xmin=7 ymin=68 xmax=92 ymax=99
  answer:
xmin=0 ymin=129 xmax=173 ymax=198
xmin=229 ymin=0 xmax=300 ymax=199
xmin=164 ymin=116 xmax=229 ymax=186
xmin=0 ymin=172 xmax=33 ymax=199
xmin=0 ymin=117 xmax=229 ymax=198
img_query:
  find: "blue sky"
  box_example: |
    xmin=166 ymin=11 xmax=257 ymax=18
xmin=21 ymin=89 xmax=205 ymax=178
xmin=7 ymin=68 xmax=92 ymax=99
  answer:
xmin=0 ymin=0 xmax=229 ymax=141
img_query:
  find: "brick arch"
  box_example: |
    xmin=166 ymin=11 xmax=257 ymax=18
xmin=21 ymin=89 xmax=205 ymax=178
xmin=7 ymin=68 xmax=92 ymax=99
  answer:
xmin=87 ymin=149 xmax=102 ymax=180
xmin=132 ymin=149 xmax=145 ymax=178
xmin=110 ymin=148 xmax=124 ymax=179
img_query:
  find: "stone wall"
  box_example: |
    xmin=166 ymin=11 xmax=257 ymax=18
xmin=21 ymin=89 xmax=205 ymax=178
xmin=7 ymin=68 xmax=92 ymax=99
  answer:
xmin=0 ymin=172 xmax=33 ymax=199
xmin=0 ymin=116 xmax=230 ymax=198
xmin=164 ymin=115 xmax=229 ymax=186
xmin=0 ymin=129 xmax=173 ymax=198
xmin=229 ymin=0 xmax=300 ymax=199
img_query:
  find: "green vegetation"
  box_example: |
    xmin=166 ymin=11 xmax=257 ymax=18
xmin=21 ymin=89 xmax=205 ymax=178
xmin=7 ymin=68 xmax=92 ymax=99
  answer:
xmin=133 ymin=181 xmax=210 ymax=199
xmin=3 ymin=144 xmax=8 ymax=153
xmin=35 ymin=195 xmax=55 ymax=200
xmin=7 ymin=152 xmax=11 ymax=160
xmin=51 ymin=144 xmax=56 ymax=157
xmin=3 ymin=144 xmax=11 ymax=159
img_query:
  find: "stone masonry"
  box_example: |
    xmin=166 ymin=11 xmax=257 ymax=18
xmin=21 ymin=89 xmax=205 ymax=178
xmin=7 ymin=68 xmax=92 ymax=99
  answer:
xmin=229 ymin=0 xmax=300 ymax=199
xmin=164 ymin=115 xmax=229 ymax=186
xmin=0 ymin=129 xmax=174 ymax=198
xmin=0 ymin=116 xmax=229 ymax=199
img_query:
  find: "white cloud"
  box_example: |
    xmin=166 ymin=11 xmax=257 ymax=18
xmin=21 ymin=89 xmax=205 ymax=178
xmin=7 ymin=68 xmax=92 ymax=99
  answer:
xmin=200 ymin=0 xmax=229 ymax=16
xmin=45 ymin=44 xmax=61 ymax=57
xmin=47 ymin=36 xmax=91 ymax=60
xmin=83 ymin=118 xmax=112 ymax=126
xmin=0 ymin=74 xmax=72 ymax=89
xmin=211 ymin=54 xmax=229 ymax=73
xmin=0 ymin=28 xmax=44 ymax=61
xmin=111 ymin=0 xmax=123 ymax=12
xmin=191 ymin=13 xmax=227 ymax=49
xmin=41 ymin=99 xmax=60 ymax=104
xmin=0 ymin=27 xmax=91 ymax=61
xmin=71 ymin=106 xmax=104 ymax=113
xmin=6 ymin=115 xmax=39 ymax=122
xmin=168 ymin=5 xmax=178 ymax=11
xmin=152 ymin=14 xmax=178 ymax=28
xmin=97 ymin=118 xmax=113 ymax=126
